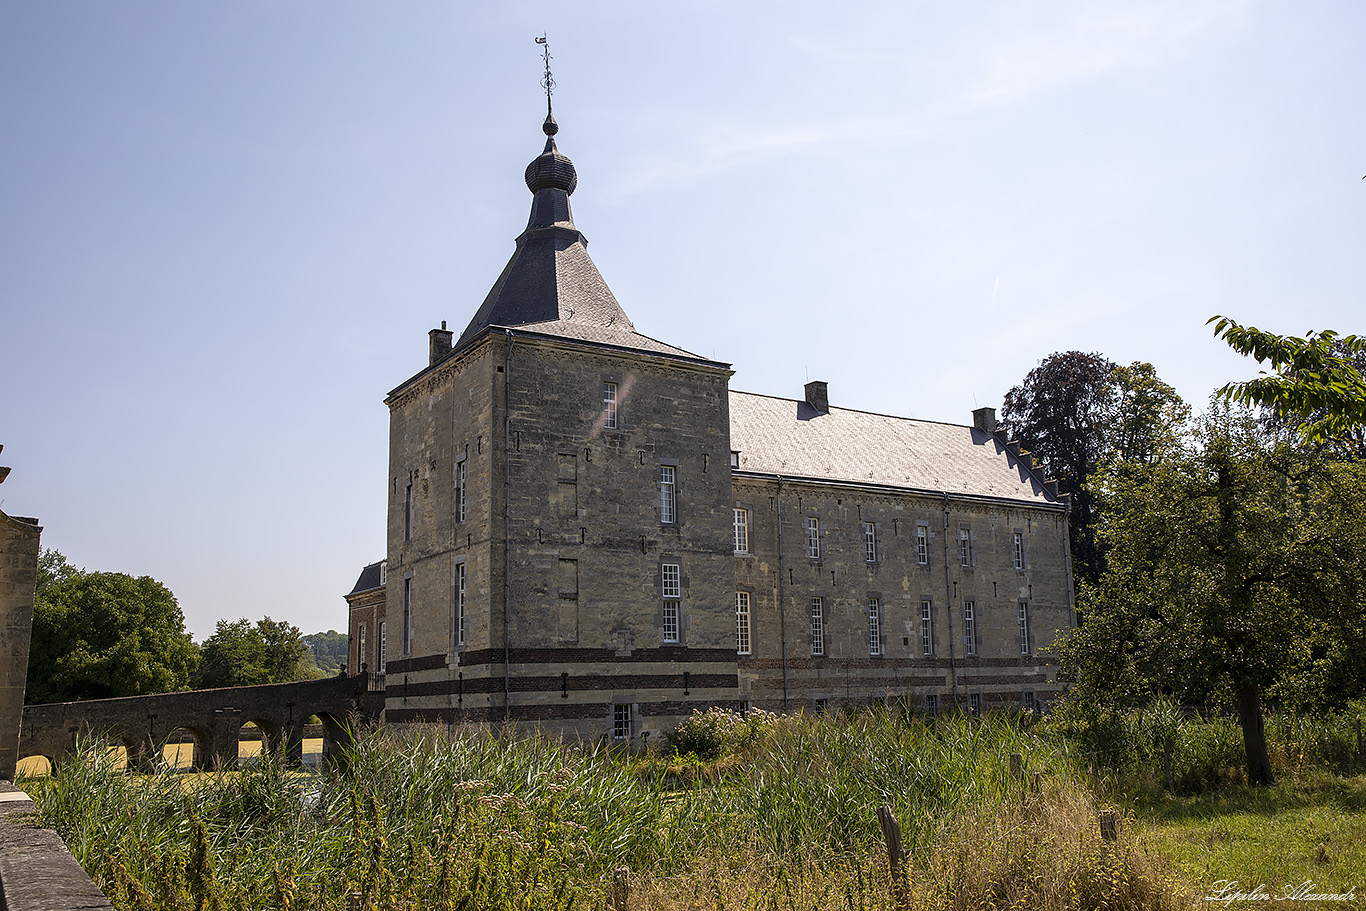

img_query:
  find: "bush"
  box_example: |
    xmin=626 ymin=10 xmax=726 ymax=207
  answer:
xmin=665 ymin=706 xmax=776 ymax=759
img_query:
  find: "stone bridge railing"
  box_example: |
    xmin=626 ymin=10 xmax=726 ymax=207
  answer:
xmin=19 ymin=674 xmax=382 ymax=772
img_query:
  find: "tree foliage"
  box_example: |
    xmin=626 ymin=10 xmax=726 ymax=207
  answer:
xmin=1210 ymin=315 xmax=1366 ymax=447
xmin=27 ymin=561 xmax=199 ymax=704
xmin=303 ymin=630 xmax=349 ymax=676
xmin=1057 ymin=406 xmax=1366 ymax=785
xmin=1001 ymin=352 xmax=1187 ymax=587
xmin=196 ymin=617 xmax=319 ymax=689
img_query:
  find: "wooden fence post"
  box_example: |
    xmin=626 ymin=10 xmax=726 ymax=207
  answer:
xmin=1010 ymin=752 xmax=1023 ymax=781
xmin=1162 ymin=735 xmax=1174 ymax=792
xmin=611 ymin=866 xmax=631 ymax=911
xmin=876 ymin=805 xmax=908 ymax=910
xmin=1356 ymin=718 xmax=1362 ymax=759
xmin=1099 ymin=810 xmax=1118 ymax=842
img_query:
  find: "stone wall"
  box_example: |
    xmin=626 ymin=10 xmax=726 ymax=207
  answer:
xmin=0 ymin=487 xmax=41 ymax=781
xmin=733 ymin=476 xmax=1073 ymax=713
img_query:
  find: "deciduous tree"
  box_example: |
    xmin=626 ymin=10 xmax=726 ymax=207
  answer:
xmin=27 ymin=568 xmax=198 ymax=703
xmin=196 ymin=617 xmax=317 ymax=689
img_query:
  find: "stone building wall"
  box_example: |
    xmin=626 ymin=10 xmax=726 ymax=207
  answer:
xmin=733 ymin=476 xmax=1072 ymax=714
xmin=0 ymin=510 xmax=39 ymax=781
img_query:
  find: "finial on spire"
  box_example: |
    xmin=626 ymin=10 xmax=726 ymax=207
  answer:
xmin=536 ymin=35 xmax=555 ymax=116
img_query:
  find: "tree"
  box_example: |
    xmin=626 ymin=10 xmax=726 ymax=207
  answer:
xmin=28 ymin=568 xmax=199 ymax=704
xmin=1108 ymin=362 xmax=1190 ymax=467
xmin=195 ymin=617 xmax=317 ymax=689
xmin=1210 ymin=315 xmax=1366 ymax=446
xmin=303 ymin=630 xmax=349 ymax=675
xmin=1059 ymin=406 xmax=1366 ymax=785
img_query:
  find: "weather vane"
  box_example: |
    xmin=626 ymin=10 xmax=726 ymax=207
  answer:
xmin=535 ymin=34 xmax=554 ymax=115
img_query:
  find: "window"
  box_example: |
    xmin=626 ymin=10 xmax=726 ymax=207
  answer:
xmin=867 ymin=598 xmax=882 ymax=656
xmin=662 ymin=601 xmax=680 ymax=643
xmin=1013 ymin=532 xmax=1024 ymax=570
xmin=403 ymin=482 xmax=413 ymax=541
xmin=735 ymin=592 xmax=751 ymax=655
xmin=915 ymin=525 xmax=929 ymax=565
xmin=661 ymin=563 xmax=681 ymax=599
xmin=810 ymin=597 xmax=825 ymax=656
xmin=920 ymin=600 xmax=935 ymax=656
xmin=969 ymin=692 xmax=981 ymax=715
xmin=925 ymin=693 xmax=938 ymax=715
xmin=804 ymin=516 xmax=821 ymax=560
xmin=455 ymin=459 xmax=467 ymax=523
xmin=402 ymin=578 xmax=413 ymax=656
xmin=1018 ymin=600 xmax=1030 ymax=655
xmin=454 ymin=563 xmax=466 ymax=647
xmin=658 ymin=465 xmax=676 ymax=524
xmin=1023 ymin=691 xmax=1036 ymax=712
xmin=862 ymin=521 xmax=878 ymax=563
xmin=603 ymin=381 xmax=618 ymax=430
xmin=730 ymin=450 xmax=740 ymax=468
xmin=357 ymin=624 xmax=367 ymax=673
xmin=379 ymin=560 xmax=387 ymax=586
xmin=733 ymin=508 xmax=750 ymax=554
xmin=814 ymin=697 xmax=830 ymax=714
xmin=612 ymin=703 xmax=631 ymax=741
xmin=963 ymin=600 xmax=977 ymax=657
xmin=378 ymin=621 xmax=387 ymax=674
xmin=958 ymin=528 xmax=973 ymax=567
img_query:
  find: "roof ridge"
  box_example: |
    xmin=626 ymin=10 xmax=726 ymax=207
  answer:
xmin=729 ymin=388 xmax=972 ymax=429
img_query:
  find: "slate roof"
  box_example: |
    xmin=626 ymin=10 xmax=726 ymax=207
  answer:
xmin=348 ymin=560 xmax=385 ymax=596
xmin=453 ymin=119 xmax=709 ymax=363
xmin=729 ymin=391 xmax=1060 ymax=506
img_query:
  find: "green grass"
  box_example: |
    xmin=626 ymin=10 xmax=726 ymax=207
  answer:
xmin=19 ymin=706 xmax=1366 ymax=910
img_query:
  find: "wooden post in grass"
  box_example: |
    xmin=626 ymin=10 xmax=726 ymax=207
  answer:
xmin=1162 ymin=735 xmax=1174 ymax=792
xmin=1099 ymin=810 xmax=1118 ymax=842
xmin=1010 ymin=752 xmax=1023 ymax=781
xmin=1356 ymin=718 xmax=1362 ymax=759
xmin=1032 ymin=770 xmax=1042 ymax=794
xmin=876 ymin=805 xmax=908 ymax=910
xmin=611 ymin=866 xmax=631 ymax=911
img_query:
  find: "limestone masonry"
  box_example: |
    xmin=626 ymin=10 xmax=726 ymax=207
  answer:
xmin=348 ymin=111 xmax=1075 ymax=742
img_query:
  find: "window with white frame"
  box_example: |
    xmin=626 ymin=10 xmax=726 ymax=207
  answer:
xmin=735 ymin=591 xmax=751 ymax=655
xmin=661 ymin=563 xmax=681 ymax=599
xmin=969 ymin=692 xmax=981 ymax=715
xmin=920 ymin=599 xmax=934 ymax=656
xmin=662 ymin=600 xmax=680 ymax=643
xmin=733 ymin=508 xmax=750 ymax=554
xmin=1018 ymin=600 xmax=1030 ymax=655
xmin=603 ymin=381 xmax=618 ymax=430
xmin=612 ymin=703 xmax=631 ymax=740
xmin=862 ymin=521 xmax=877 ymax=563
xmin=403 ymin=482 xmax=413 ymax=541
xmin=915 ymin=525 xmax=929 ymax=565
xmin=1023 ymin=691 xmax=1036 ymax=712
xmin=810 ymin=597 xmax=825 ymax=656
xmin=867 ymin=598 xmax=882 ymax=656
xmin=454 ymin=459 xmax=467 ymax=523
xmin=402 ymin=577 xmax=413 ymax=656
xmin=378 ymin=621 xmax=387 ymax=674
xmin=379 ymin=560 xmax=387 ymax=586
xmin=925 ymin=693 xmax=938 ymax=715
xmin=658 ymin=465 xmax=676 ymax=523
xmin=454 ymin=562 xmax=466 ymax=647
xmin=804 ymin=516 xmax=821 ymax=560
xmin=1012 ymin=532 xmax=1024 ymax=570
xmin=958 ymin=528 xmax=973 ymax=567
xmin=963 ymin=600 xmax=977 ymax=656
xmin=357 ymin=623 xmax=367 ymax=673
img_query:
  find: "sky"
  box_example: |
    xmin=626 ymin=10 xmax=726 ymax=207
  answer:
xmin=1 ymin=2 xmax=1362 ymax=640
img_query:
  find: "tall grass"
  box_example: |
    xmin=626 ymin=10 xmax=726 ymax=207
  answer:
xmin=22 ymin=709 xmax=1185 ymax=910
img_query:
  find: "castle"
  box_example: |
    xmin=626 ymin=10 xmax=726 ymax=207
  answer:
xmin=345 ymin=108 xmax=1075 ymax=741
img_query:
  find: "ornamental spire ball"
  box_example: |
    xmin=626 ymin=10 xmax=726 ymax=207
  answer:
xmin=524 ymin=36 xmax=577 ymax=195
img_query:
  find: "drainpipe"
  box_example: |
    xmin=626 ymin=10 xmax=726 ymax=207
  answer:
xmin=941 ymin=492 xmax=957 ymax=707
xmin=776 ymin=475 xmax=788 ymax=711
xmin=503 ymin=332 xmax=515 ymax=722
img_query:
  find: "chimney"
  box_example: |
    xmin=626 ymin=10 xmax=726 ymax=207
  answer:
xmin=972 ymin=407 xmax=997 ymax=434
xmin=429 ymin=321 xmax=453 ymax=366
xmin=804 ymin=381 xmax=829 ymax=414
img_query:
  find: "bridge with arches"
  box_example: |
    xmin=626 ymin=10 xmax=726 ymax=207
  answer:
xmin=19 ymin=674 xmax=381 ymax=772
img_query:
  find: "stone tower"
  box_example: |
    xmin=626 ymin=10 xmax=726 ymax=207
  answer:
xmin=383 ymin=113 xmax=739 ymax=738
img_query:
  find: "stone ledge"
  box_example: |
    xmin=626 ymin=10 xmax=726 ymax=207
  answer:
xmin=0 ymin=782 xmax=113 ymax=911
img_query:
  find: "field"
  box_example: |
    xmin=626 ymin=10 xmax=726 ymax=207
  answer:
xmin=16 ymin=707 xmax=1366 ymax=910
